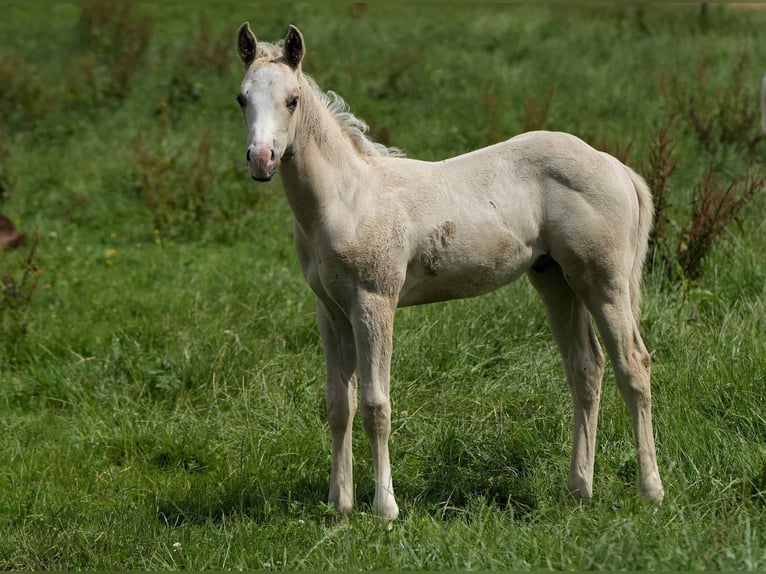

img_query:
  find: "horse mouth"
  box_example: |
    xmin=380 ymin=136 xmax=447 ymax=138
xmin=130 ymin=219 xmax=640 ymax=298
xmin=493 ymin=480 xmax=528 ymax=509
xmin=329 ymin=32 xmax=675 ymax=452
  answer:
xmin=249 ymin=161 xmax=279 ymax=182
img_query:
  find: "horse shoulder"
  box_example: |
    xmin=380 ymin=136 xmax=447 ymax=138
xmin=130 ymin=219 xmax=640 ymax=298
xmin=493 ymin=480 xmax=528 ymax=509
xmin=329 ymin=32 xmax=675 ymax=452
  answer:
xmin=304 ymin=196 xmax=408 ymax=301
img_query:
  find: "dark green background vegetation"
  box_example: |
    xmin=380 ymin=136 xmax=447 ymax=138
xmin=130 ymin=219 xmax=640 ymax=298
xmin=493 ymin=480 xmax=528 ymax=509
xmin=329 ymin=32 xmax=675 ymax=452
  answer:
xmin=1 ymin=3 xmax=765 ymax=569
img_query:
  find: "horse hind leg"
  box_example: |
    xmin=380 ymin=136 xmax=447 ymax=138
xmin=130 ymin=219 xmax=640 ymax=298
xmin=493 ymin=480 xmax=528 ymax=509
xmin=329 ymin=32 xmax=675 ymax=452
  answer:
xmin=588 ymin=295 xmax=664 ymax=503
xmin=528 ymin=261 xmax=605 ymax=500
xmin=563 ymin=259 xmax=664 ymax=504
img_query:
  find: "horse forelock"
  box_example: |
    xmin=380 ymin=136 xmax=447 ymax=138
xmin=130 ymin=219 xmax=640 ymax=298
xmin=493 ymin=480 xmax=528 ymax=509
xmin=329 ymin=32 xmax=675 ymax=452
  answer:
xmin=254 ymin=40 xmax=284 ymax=62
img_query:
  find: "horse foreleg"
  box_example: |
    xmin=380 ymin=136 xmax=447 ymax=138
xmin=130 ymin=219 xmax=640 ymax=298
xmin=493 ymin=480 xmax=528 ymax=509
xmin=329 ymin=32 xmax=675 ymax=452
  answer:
xmin=317 ymin=300 xmax=358 ymax=515
xmin=350 ymin=291 xmax=399 ymax=521
xmin=528 ymin=265 xmax=605 ymax=500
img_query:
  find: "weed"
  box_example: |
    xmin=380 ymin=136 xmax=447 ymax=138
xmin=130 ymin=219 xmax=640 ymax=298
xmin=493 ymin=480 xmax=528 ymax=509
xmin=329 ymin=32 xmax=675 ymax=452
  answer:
xmin=0 ymin=117 xmax=8 ymax=202
xmin=518 ymin=87 xmax=556 ymax=133
xmin=481 ymin=83 xmax=501 ymax=145
xmin=717 ymin=51 xmax=761 ymax=150
xmin=160 ymin=11 xmax=234 ymax=124
xmin=0 ymin=53 xmax=56 ymax=130
xmin=641 ymin=111 xmax=764 ymax=283
xmin=0 ymin=231 xmax=40 ymax=339
xmin=70 ymin=2 xmax=154 ymax=104
xmin=677 ymin=164 xmax=766 ymax=281
xmin=179 ymin=11 xmax=233 ymax=77
xmin=662 ymin=50 xmax=764 ymax=156
xmin=599 ymin=133 xmax=635 ymax=165
xmin=643 ymin=115 xmax=678 ymax=269
xmin=133 ymin=126 xmax=217 ymax=237
xmin=379 ymin=46 xmax=426 ymax=96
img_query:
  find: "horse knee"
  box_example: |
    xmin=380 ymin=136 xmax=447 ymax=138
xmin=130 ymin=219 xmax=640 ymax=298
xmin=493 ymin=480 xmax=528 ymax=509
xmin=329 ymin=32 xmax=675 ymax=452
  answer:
xmin=326 ymin=385 xmax=355 ymax=434
xmin=360 ymin=394 xmax=391 ymax=436
xmin=566 ymin=350 xmax=605 ymax=408
xmin=327 ymin=401 xmax=351 ymax=434
xmin=615 ymin=347 xmax=652 ymax=404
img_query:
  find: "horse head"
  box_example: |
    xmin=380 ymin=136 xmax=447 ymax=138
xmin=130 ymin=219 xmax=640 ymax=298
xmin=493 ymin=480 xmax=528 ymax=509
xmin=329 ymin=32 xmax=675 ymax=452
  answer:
xmin=236 ymin=23 xmax=304 ymax=182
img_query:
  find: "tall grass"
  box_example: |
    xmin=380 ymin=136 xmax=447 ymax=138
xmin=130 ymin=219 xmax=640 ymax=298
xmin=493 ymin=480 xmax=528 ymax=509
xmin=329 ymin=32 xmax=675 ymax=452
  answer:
xmin=0 ymin=3 xmax=765 ymax=570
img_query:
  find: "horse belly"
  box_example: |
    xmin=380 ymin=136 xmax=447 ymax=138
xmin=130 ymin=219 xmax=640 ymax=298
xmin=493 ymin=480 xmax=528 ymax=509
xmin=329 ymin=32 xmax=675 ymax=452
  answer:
xmin=398 ymin=231 xmax=535 ymax=307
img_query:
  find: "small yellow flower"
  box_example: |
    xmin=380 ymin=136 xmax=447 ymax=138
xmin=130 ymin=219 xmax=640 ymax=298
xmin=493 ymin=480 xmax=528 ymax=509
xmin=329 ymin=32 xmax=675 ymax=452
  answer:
xmin=105 ymin=248 xmax=117 ymax=259
xmin=110 ymin=232 xmax=117 ymax=239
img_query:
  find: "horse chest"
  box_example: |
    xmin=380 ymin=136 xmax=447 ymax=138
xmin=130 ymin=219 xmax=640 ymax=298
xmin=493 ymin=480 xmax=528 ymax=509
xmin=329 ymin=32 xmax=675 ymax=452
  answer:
xmin=297 ymin=227 xmax=406 ymax=304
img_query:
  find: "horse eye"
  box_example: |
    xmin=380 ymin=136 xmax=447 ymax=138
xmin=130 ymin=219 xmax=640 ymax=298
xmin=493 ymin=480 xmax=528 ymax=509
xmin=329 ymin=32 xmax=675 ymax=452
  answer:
xmin=236 ymin=93 xmax=247 ymax=108
xmin=286 ymin=95 xmax=299 ymax=111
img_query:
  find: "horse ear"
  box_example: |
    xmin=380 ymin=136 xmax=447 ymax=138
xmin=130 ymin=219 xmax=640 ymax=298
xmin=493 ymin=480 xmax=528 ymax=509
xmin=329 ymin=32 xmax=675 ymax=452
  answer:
xmin=284 ymin=25 xmax=304 ymax=69
xmin=237 ymin=22 xmax=257 ymax=67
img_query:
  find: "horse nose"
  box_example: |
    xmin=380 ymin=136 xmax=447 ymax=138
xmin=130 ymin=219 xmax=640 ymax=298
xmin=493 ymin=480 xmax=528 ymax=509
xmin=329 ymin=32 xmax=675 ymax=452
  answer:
xmin=247 ymin=143 xmax=278 ymax=179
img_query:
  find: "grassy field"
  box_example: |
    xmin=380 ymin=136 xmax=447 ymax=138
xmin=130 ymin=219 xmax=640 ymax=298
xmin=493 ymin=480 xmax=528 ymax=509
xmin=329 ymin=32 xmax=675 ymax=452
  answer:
xmin=1 ymin=3 xmax=766 ymax=570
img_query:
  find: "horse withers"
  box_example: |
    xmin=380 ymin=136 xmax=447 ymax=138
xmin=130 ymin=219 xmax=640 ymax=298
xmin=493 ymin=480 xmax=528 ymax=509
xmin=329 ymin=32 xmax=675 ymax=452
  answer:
xmin=236 ymin=23 xmax=664 ymax=520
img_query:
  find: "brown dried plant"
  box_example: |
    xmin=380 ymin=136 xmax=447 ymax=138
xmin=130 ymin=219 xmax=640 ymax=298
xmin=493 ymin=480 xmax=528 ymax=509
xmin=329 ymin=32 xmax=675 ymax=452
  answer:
xmin=677 ymin=164 xmax=766 ymax=281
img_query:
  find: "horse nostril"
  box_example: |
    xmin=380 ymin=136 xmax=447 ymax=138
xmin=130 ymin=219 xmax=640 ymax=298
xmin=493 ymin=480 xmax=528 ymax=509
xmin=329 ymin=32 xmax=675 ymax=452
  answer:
xmin=270 ymin=148 xmax=276 ymax=162
xmin=246 ymin=149 xmax=251 ymax=162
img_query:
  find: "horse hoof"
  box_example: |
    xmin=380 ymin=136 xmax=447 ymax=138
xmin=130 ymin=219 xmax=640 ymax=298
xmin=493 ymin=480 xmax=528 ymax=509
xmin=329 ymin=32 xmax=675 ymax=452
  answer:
xmin=567 ymin=477 xmax=593 ymax=501
xmin=639 ymin=484 xmax=665 ymax=505
xmin=374 ymin=499 xmax=399 ymax=522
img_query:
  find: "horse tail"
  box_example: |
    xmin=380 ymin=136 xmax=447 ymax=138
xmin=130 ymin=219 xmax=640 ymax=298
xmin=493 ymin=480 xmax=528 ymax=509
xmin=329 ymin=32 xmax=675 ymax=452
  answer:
xmin=625 ymin=165 xmax=654 ymax=322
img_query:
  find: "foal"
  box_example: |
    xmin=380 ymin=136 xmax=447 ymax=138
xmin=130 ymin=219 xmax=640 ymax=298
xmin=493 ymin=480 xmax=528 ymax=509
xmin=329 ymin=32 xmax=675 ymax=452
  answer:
xmin=236 ymin=23 xmax=664 ymax=520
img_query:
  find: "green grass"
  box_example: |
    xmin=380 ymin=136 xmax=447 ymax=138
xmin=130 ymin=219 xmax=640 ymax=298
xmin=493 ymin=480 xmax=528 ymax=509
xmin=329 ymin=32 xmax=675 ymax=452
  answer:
xmin=1 ymin=3 xmax=766 ymax=570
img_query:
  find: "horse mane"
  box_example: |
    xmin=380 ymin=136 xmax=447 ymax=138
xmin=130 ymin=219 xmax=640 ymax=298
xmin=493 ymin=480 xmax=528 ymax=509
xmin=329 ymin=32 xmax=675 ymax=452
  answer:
xmin=302 ymin=74 xmax=405 ymax=158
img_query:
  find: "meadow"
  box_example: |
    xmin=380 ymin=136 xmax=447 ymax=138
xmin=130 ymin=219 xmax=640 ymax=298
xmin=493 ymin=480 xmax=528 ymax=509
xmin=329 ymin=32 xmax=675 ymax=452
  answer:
xmin=1 ymin=3 xmax=766 ymax=570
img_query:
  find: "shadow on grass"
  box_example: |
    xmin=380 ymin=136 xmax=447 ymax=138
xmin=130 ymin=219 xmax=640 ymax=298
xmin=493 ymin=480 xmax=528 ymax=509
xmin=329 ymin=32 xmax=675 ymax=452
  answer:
xmin=151 ymin=445 xmax=542 ymax=527
xmin=155 ymin=473 xmax=330 ymax=527
xmin=408 ymin=428 xmax=540 ymax=522
xmin=151 ymin=423 xmax=552 ymax=526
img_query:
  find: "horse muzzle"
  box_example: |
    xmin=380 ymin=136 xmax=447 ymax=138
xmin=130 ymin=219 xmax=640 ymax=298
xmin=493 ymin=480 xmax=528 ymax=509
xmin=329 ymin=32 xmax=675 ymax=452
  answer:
xmin=247 ymin=143 xmax=280 ymax=181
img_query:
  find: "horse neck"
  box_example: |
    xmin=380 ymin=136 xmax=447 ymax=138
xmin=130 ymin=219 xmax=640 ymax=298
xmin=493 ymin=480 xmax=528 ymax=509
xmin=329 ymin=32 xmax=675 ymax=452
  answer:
xmin=279 ymin=77 xmax=370 ymax=235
